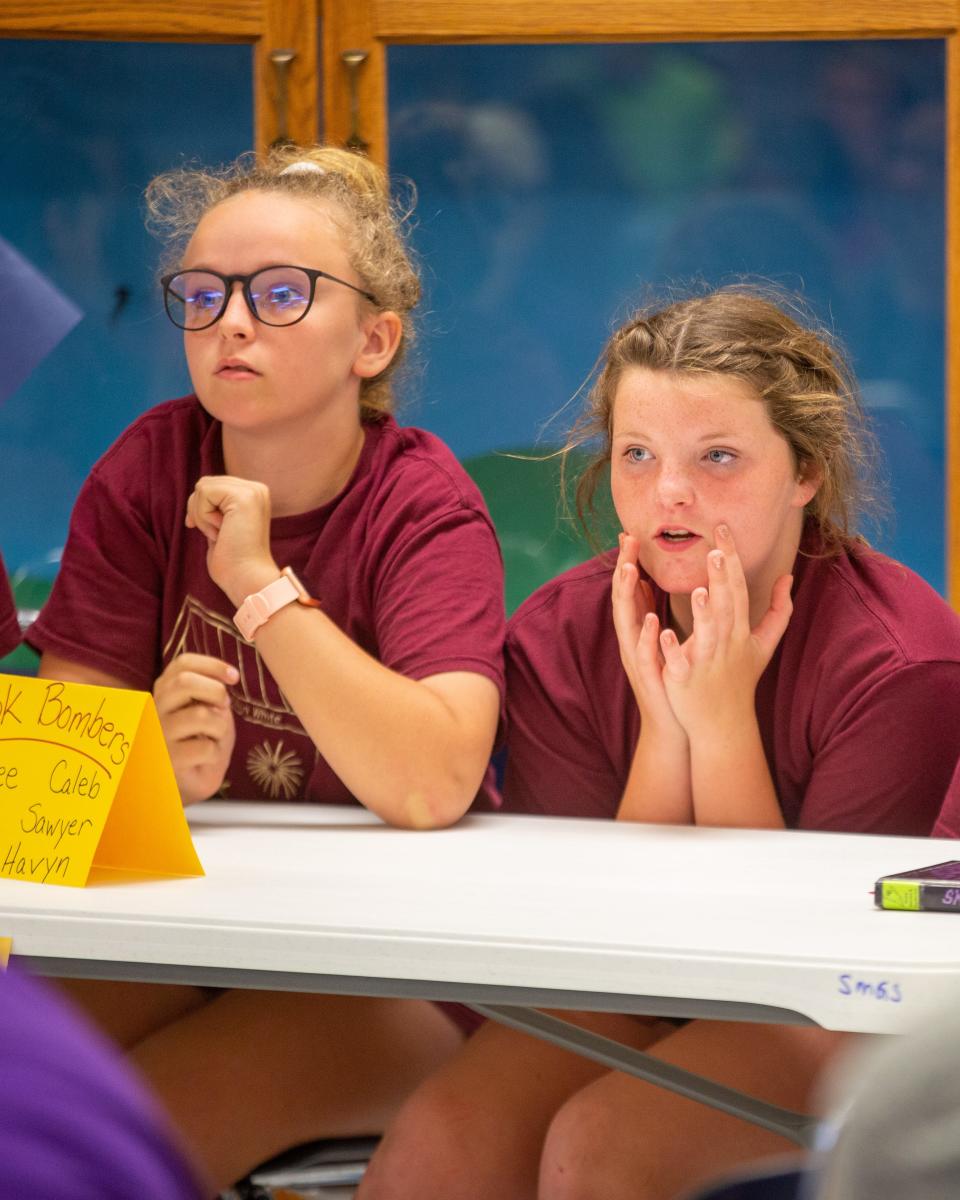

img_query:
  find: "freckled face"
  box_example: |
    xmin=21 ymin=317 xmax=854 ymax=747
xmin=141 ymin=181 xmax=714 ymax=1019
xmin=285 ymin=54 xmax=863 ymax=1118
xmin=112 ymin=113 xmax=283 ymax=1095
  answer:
xmin=180 ymin=190 xmax=374 ymax=436
xmin=609 ymin=368 xmax=818 ymax=601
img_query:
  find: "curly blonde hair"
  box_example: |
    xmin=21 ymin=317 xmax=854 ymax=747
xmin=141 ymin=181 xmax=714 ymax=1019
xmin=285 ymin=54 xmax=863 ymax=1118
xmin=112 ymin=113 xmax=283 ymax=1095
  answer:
xmin=567 ymin=287 xmax=881 ymax=553
xmin=145 ymin=144 xmax=421 ymax=420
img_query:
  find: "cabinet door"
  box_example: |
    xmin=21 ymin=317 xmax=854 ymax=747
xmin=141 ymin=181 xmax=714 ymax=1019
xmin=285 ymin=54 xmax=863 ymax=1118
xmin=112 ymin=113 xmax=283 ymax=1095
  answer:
xmin=0 ymin=0 xmax=317 ymax=150
xmin=323 ymin=1 xmax=960 ymax=605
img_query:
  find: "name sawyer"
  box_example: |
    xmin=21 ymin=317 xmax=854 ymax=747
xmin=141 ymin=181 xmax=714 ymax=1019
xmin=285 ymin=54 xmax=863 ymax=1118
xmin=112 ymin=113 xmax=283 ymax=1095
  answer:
xmin=0 ymin=803 xmax=97 ymax=882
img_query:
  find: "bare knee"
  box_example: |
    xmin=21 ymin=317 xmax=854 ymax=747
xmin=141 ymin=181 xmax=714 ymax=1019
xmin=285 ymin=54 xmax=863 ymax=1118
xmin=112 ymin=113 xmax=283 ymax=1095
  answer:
xmin=358 ymin=1074 xmax=486 ymax=1200
xmin=540 ymin=1087 xmax=665 ymax=1200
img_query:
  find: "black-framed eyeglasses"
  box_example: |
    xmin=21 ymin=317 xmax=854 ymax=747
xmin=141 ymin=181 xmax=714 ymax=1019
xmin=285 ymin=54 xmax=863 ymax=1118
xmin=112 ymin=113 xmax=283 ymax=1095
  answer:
xmin=161 ymin=265 xmax=378 ymax=331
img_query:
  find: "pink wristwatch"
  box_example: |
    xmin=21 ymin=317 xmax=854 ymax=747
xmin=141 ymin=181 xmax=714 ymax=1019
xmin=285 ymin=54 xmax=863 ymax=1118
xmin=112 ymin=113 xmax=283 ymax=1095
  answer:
xmin=233 ymin=566 xmax=321 ymax=642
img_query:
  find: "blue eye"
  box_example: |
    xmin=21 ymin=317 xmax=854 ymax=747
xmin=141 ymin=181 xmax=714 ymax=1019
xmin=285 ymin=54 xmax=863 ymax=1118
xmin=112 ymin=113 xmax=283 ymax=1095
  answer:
xmin=258 ymin=284 xmax=308 ymax=312
xmin=705 ymin=448 xmax=735 ymax=465
xmin=626 ymin=447 xmax=652 ymax=463
xmin=188 ymin=288 xmax=224 ymax=312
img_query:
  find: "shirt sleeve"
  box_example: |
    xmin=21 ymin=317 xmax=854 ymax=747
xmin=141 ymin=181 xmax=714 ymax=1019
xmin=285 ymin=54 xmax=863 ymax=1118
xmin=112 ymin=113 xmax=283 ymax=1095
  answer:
xmin=502 ymin=605 xmax=626 ymax=819
xmin=0 ymin=552 xmax=20 ymax=658
xmin=933 ymin=759 xmax=960 ymax=838
xmin=26 ymin=468 xmax=164 ymax=690
xmin=797 ymin=661 xmax=960 ymax=836
xmin=373 ymin=503 xmax=506 ymax=696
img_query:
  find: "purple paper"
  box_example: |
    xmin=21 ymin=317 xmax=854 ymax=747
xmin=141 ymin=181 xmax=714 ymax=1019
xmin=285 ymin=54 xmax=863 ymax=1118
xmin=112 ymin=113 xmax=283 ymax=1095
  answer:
xmin=0 ymin=235 xmax=83 ymax=406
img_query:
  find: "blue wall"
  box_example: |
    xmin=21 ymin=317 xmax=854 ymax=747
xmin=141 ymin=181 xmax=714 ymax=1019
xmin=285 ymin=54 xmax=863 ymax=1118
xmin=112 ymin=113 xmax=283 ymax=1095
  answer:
xmin=0 ymin=38 xmax=946 ymax=625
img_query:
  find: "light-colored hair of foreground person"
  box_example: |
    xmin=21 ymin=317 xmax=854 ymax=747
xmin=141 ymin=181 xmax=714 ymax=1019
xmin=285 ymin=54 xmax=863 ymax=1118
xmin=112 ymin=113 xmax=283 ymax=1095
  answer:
xmin=567 ymin=289 xmax=880 ymax=554
xmin=815 ymin=990 xmax=960 ymax=1200
xmin=145 ymin=144 xmax=421 ymax=421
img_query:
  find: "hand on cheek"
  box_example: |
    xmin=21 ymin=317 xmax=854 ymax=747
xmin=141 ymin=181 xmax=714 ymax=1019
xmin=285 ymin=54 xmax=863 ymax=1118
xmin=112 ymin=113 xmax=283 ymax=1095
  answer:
xmin=153 ymin=653 xmax=239 ymax=805
xmin=658 ymin=525 xmax=793 ymax=737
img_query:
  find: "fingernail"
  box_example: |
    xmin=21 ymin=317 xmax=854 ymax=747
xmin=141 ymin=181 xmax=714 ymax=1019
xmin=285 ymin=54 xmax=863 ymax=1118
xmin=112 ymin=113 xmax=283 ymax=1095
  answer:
xmin=618 ymin=532 xmax=624 ymax=549
xmin=695 ymin=589 xmax=707 ymax=607
xmin=645 ymin=613 xmax=657 ymax=628
xmin=709 ymin=550 xmax=724 ymax=570
xmin=717 ymin=524 xmax=730 ymax=540
xmin=226 ymin=666 xmax=239 ymax=683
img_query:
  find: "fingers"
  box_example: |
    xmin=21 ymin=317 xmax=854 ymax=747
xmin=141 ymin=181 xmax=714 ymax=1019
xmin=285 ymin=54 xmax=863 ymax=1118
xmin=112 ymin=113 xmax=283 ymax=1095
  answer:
xmin=752 ymin=573 xmax=794 ymax=662
xmin=185 ymin=489 xmax=224 ymax=540
xmin=163 ymin=702 xmax=234 ymax=748
xmin=659 ymin=628 xmax=691 ymax=682
xmin=185 ymin=476 xmax=270 ymax=535
xmin=153 ymin=654 xmax=239 ymax=715
xmin=612 ymin=533 xmax=646 ymax=648
xmin=689 ymin=585 xmax=716 ymax=660
xmin=154 ymin=655 xmax=237 ymax=800
xmin=613 ymin=568 xmax=640 ymax=656
xmin=713 ymin=524 xmax=750 ymax=632
xmin=637 ymin=610 xmax=663 ymax=674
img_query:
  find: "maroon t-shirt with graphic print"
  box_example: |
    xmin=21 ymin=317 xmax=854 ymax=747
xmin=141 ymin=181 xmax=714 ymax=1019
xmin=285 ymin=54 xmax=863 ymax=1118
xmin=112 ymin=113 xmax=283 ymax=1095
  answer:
xmin=0 ymin=552 xmax=20 ymax=658
xmin=504 ymin=530 xmax=960 ymax=835
xmin=29 ymin=396 xmax=505 ymax=805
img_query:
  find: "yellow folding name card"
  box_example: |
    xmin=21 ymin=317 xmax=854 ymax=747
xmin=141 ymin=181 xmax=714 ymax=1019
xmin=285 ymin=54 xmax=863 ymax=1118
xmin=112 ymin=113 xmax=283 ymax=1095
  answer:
xmin=0 ymin=674 xmax=203 ymax=887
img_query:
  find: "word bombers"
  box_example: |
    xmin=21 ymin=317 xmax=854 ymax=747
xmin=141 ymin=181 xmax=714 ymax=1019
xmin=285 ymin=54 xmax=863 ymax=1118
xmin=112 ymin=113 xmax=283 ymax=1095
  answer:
xmin=0 ymin=674 xmax=203 ymax=887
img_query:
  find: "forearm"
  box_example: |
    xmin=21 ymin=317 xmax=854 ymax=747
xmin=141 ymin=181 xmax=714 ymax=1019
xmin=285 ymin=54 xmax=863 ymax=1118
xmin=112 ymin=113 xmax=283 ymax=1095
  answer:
xmin=253 ymin=602 xmax=497 ymax=828
xmin=689 ymin=712 xmax=785 ymax=828
xmin=617 ymin=721 xmax=693 ymax=824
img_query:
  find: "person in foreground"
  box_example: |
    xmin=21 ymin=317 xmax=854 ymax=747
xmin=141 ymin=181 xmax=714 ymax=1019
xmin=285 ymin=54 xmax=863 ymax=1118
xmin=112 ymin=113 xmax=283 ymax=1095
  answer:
xmin=26 ymin=145 xmax=504 ymax=1192
xmin=0 ymin=964 xmax=204 ymax=1200
xmin=358 ymin=289 xmax=960 ymax=1200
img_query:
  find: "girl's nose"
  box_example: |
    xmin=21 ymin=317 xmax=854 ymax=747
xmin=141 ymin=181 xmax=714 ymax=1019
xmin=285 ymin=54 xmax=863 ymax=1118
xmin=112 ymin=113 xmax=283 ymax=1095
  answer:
xmin=219 ymin=283 xmax=256 ymax=337
xmin=655 ymin=464 xmax=695 ymax=506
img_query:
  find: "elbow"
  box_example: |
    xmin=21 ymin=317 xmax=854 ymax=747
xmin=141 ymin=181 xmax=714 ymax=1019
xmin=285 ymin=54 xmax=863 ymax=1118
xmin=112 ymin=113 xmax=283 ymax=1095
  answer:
xmin=389 ymin=761 xmax=484 ymax=831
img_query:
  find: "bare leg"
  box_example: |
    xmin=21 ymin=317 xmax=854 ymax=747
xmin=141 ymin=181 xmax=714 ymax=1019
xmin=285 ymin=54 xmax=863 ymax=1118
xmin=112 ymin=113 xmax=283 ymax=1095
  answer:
xmin=56 ymin=978 xmax=213 ymax=1048
xmin=359 ymin=1011 xmax=674 ymax=1200
xmin=130 ymin=991 xmax=464 ymax=1194
xmin=540 ymin=1020 xmax=853 ymax=1200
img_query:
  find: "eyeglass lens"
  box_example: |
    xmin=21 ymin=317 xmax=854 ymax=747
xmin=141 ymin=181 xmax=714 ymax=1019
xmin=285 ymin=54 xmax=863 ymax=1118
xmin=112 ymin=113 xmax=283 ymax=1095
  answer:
xmin=165 ymin=267 xmax=314 ymax=329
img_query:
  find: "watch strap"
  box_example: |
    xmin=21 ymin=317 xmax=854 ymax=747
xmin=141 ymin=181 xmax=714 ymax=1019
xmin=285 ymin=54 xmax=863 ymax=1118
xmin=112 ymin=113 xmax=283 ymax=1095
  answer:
xmin=233 ymin=574 xmax=299 ymax=642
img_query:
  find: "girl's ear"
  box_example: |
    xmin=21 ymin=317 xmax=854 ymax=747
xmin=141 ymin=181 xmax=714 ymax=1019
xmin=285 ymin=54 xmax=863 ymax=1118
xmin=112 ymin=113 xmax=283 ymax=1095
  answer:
xmin=794 ymin=460 xmax=822 ymax=508
xmin=353 ymin=310 xmax=403 ymax=379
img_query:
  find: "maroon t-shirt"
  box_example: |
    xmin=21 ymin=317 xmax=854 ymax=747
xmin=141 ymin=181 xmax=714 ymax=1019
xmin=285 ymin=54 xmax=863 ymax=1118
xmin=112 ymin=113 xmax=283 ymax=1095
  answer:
xmin=504 ymin=531 xmax=960 ymax=834
xmin=0 ymin=551 xmax=20 ymax=658
xmin=29 ymin=396 xmax=505 ymax=805
xmin=933 ymin=761 xmax=960 ymax=837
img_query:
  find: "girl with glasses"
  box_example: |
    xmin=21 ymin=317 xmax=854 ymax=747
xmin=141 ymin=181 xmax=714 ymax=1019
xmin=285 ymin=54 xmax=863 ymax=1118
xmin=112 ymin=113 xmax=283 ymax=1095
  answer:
xmin=359 ymin=290 xmax=960 ymax=1200
xmin=27 ymin=146 xmax=504 ymax=1192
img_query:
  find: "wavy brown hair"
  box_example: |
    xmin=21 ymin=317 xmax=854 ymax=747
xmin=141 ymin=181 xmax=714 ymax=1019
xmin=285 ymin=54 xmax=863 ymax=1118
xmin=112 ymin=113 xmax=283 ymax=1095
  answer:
xmin=566 ymin=287 xmax=881 ymax=553
xmin=145 ymin=144 xmax=421 ymax=421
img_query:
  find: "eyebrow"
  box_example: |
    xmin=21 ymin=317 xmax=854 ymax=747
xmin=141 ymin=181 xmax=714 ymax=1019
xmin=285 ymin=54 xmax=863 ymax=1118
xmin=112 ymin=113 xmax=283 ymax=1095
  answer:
xmin=613 ymin=430 xmax=740 ymax=442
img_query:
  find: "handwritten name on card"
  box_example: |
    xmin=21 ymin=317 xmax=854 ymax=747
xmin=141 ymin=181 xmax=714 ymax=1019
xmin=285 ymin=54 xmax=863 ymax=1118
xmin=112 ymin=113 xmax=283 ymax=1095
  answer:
xmin=0 ymin=675 xmax=203 ymax=887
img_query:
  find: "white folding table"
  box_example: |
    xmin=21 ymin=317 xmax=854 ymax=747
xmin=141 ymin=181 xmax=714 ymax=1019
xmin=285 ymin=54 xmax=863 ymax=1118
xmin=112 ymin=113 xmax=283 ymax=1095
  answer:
xmin=2 ymin=803 xmax=957 ymax=1146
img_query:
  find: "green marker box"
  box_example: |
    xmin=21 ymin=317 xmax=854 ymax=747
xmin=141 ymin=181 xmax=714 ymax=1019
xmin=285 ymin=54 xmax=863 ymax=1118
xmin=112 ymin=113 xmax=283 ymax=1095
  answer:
xmin=875 ymin=860 xmax=960 ymax=913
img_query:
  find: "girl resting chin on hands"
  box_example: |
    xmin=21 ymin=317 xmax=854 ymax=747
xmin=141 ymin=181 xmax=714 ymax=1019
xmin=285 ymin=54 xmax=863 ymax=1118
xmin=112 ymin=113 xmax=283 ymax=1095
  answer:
xmin=357 ymin=290 xmax=960 ymax=1200
xmin=27 ymin=145 xmax=504 ymax=1194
